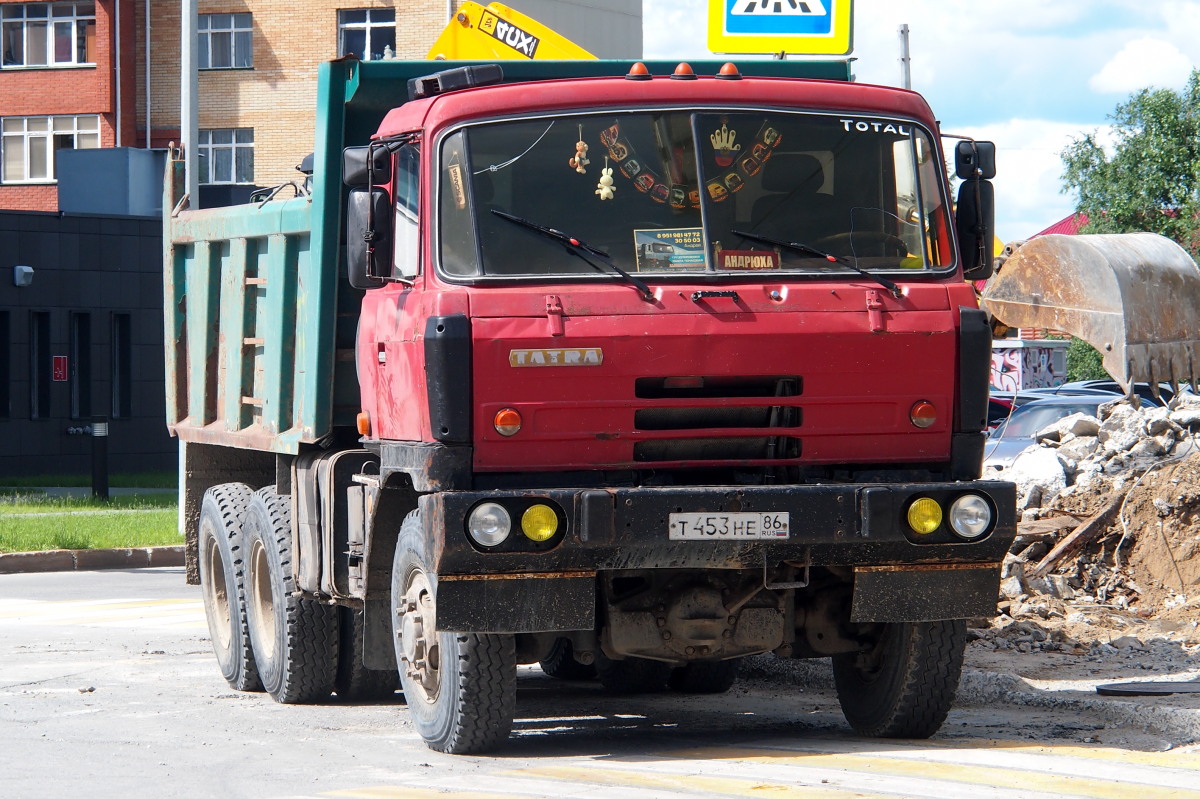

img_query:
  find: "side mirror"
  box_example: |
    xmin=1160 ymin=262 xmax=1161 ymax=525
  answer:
xmin=955 ymin=140 xmax=996 ymax=179
xmin=346 ymin=188 xmax=391 ymax=290
xmin=343 ymin=145 xmax=393 ymax=187
xmin=956 ymin=178 xmax=995 ymax=280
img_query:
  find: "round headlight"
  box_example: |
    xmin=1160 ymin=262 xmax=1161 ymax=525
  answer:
xmin=907 ymin=497 xmax=943 ymax=535
xmin=467 ymin=502 xmax=511 ymax=547
xmin=521 ymin=504 xmax=559 ymax=542
xmin=949 ymin=494 xmax=992 ymax=540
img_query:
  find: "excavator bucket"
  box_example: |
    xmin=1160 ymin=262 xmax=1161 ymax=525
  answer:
xmin=980 ymin=233 xmax=1200 ymax=397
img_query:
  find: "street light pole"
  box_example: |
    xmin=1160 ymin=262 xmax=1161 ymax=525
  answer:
xmin=899 ymin=23 xmax=912 ymax=90
xmin=181 ymin=0 xmax=199 ymax=207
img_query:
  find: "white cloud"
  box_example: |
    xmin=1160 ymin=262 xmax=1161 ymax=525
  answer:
xmin=955 ymin=120 xmax=1109 ymax=242
xmin=1089 ymin=37 xmax=1194 ymax=93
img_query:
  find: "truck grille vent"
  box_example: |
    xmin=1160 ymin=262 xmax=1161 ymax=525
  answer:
xmin=632 ymin=376 xmax=802 ymax=464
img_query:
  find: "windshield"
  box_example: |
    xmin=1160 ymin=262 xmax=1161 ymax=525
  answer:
xmin=438 ymin=109 xmax=953 ymax=280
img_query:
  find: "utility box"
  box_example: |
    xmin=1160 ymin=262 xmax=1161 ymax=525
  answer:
xmin=57 ymin=147 xmax=168 ymax=217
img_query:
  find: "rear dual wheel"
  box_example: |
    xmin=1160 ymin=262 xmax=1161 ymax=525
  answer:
xmin=243 ymin=487 xmax=340 ymax=704
xmin=197 ymin=483 xmax=261 ymax=692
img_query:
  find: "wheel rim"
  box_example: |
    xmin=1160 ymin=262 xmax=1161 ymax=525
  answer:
xmin=247 ymin=537 xmax=277 ymax=662
xmin=201 ymin=525 xmax=232 ymax=651
xmin=396 ymin=567 xmax=440 ymax=702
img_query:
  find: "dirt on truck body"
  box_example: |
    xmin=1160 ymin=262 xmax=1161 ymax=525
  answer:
xmin=166 ymin=55 xmax=1034 ymax=755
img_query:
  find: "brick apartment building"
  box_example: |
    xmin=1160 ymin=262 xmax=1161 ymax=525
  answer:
xmin=140 ymin=0 xmax=642 ymax=202
xmin=2 ymin=1 xmax=642 ymax=211
xmin=0 ymin=0 xmax=138 ymax=211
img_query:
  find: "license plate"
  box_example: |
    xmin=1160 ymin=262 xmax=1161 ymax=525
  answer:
xmin=668 ymin=512 xmax=790 ymax=540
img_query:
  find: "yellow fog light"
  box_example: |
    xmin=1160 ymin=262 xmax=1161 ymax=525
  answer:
xmin=521 ymin=504 xmax=558 ymax=542
xmin=907 ymin=497 xmax=943 ymax=535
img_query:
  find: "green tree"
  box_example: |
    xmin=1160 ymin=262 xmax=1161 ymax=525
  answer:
xmin=1065 ymin=337 xmax=1108 ymax=382
xmin=1061 ymin=70 xmax=1200 ymax=255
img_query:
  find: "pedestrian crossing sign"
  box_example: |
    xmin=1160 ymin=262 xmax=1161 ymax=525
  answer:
xmin=707 ymin=0 xmax=853 ymax=56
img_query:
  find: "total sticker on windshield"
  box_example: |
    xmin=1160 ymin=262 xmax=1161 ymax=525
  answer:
xmin=839 ymin=118 xmax=913 ymax=136
xmin=633 ymin=228 xmax=706 ymax=272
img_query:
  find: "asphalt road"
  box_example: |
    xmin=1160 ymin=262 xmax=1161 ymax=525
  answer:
xmin=2 ymin=568 xmax=1197 ymax=799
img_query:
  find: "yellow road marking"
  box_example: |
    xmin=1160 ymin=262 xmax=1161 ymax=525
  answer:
xmin=502 ymin=764 xmax=906 ymax=798
xmin=323 ymin=787 xmax=526 ymax=798
xmin=0 ymin=598 xmax=201 ymax=619
xmin=665 ymin=747 xmax=1200 ymax=799
xmin=917 ymin=738 xmax=1200 ymax=769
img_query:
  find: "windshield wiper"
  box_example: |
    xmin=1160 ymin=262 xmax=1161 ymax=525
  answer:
xmin=491 ymin=210 xmax=655 ymax=302
xmin=731 ymin=229 xmax=902 ymax=298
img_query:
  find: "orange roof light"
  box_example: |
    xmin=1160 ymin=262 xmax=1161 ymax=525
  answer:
xmin=626 ymin=61 xmax=652 ymax=81
xmin=670 ymin=62 xmax=697 ymax=80
xmin=716 ymin=62 xmax=741 ymax=79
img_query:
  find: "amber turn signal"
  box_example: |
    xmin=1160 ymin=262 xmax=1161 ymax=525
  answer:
xmin=356 ymin=412 xmax=370 ymax=436
xmin=909 ymin=400 xmax=937 ymax=429
xmin=493 ymin=407 xmax=522 ymax=437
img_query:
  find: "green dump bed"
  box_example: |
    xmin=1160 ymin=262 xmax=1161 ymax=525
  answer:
xmin=162 ymin=58 xmax=852 ymax=454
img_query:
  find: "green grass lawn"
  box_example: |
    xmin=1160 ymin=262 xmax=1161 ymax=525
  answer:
xmin=0 ymin=490 xmax=181 ymax=554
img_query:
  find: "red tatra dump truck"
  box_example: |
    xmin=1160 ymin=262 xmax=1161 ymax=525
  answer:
xmin=166 ymin=56 xmax=1022 ymax=754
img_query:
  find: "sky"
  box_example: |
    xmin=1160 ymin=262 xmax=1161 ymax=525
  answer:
xmin=641 ymin=0 xmax=1200 ymax=243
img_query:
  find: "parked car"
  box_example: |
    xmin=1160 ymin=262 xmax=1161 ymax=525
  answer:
xmin=982 ymin=394 xmax=1149 ymax=472
xmin=1058 ymin=379 xmax=1184 ymax=406
xmin=986 ymin=386 xmax=1120 ymax=432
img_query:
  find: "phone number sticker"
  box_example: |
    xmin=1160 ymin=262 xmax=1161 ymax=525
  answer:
xmin=668 ymin=512 xmax=790 ymax=540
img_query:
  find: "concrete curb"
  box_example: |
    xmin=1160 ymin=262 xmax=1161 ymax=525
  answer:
xmin=742 ymin=653 xmax=1200 ymax=743
xmin=0 ymin=546 xmax=185 ymax=574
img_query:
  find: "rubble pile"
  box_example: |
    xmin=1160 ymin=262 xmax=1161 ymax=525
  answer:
xmin=980 ymin=395 xmax=1200 ymax=656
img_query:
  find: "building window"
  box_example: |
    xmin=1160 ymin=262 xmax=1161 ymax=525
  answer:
xmin=70 ymin=312 xmax=91 ymax=419
xmin=30 ymin=311 xmax=50 ymax=420
xmin=1 ymin=2 xmax=95 ymax=68
xmin=338 ymin=9 xmax=395 ymax=61
xmin=1 ymin=114 xmax=100 ymax=183
xmin=198 ymin=12 xmax=252 ymax=69
xmin=111 ymin=313 xmax=131 ymax=419
xmin=197 ymin=128 xmax=253 ymax=184
xmin=0 ymin=311 xmax=10 ymax=420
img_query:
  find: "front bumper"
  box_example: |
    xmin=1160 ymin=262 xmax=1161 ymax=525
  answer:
xmin=424 ymin=480 xmax=1016 ymax=574
xmin=421 ymin=481 xmax=1016 ymax=632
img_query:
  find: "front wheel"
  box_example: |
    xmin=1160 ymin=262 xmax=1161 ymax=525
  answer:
xmin=392 ymin=511 xmax=516 ymax=754
xmin=832 ymin=619 xmax=967 ymax=738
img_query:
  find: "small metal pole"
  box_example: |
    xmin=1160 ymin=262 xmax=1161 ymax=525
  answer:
xmin=91 ymin=416 xmax=109 ymax=501
xmin=899 ymin=24 xmax=912 ymax=90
